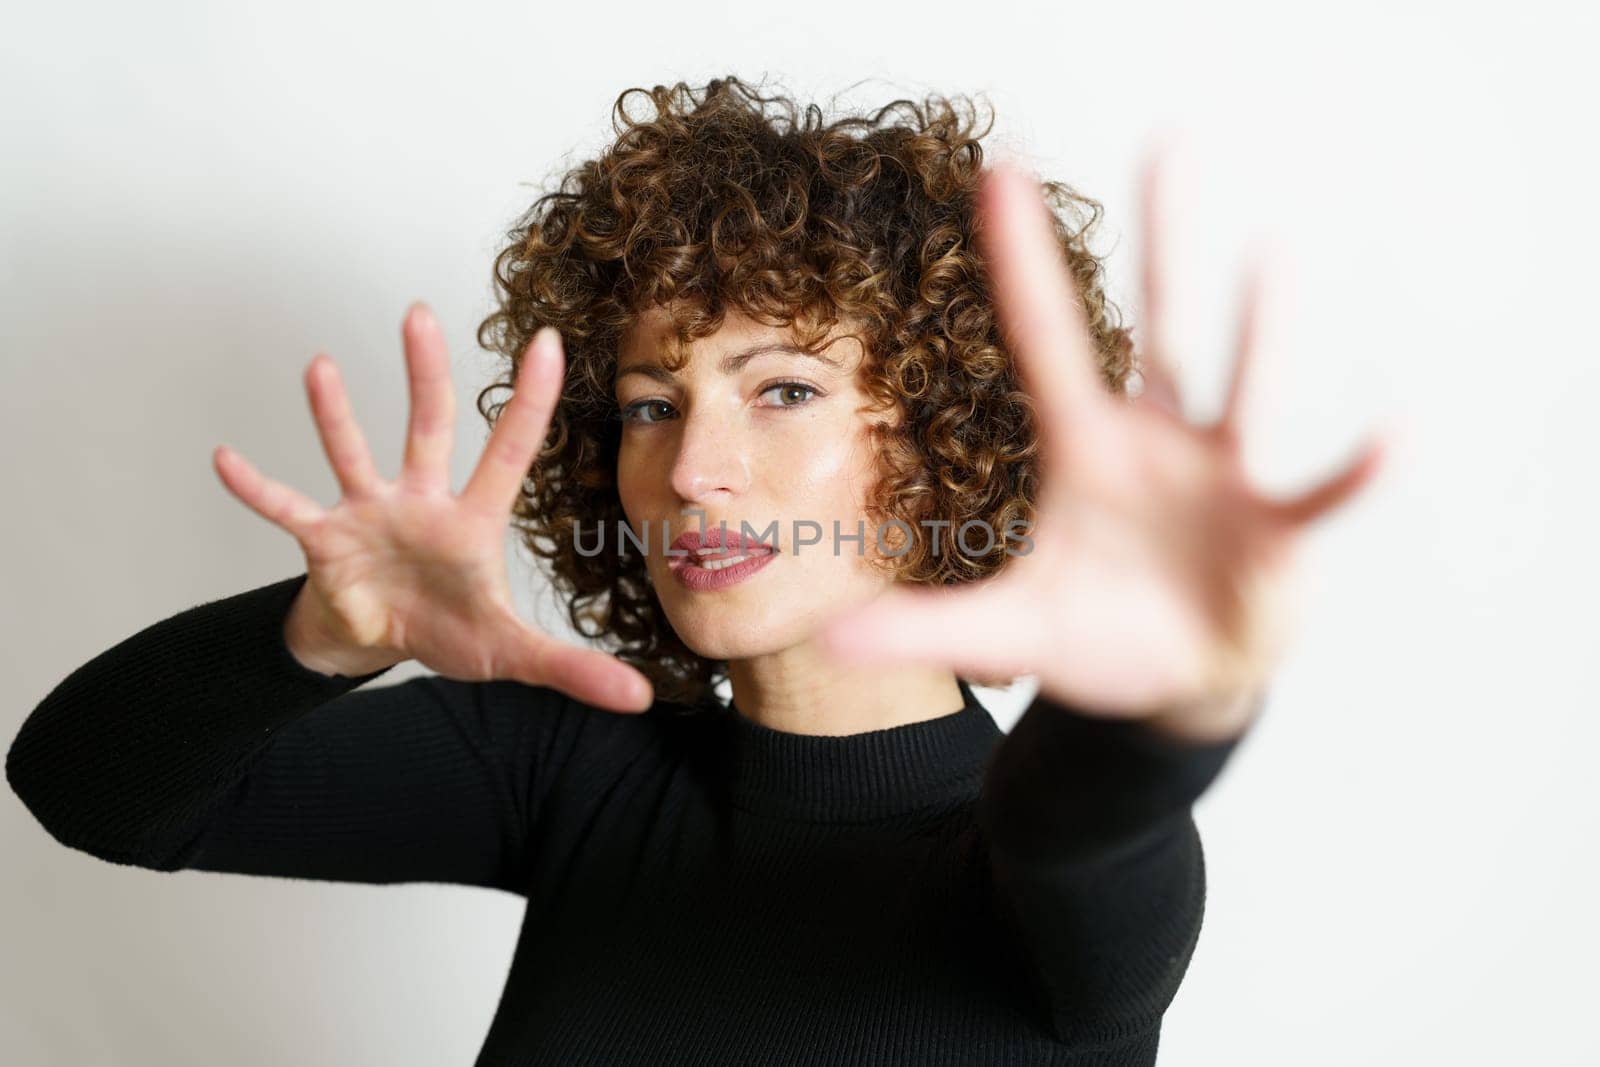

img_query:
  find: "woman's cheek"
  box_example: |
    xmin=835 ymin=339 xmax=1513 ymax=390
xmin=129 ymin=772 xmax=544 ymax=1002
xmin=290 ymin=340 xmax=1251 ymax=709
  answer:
xmin=781 ymin=414 xmax=871 ymax=502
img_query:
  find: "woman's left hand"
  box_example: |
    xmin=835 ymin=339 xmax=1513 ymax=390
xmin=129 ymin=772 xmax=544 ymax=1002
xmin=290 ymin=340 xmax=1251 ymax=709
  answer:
xmin=818 ymin=147 xmax=1393 ymax=743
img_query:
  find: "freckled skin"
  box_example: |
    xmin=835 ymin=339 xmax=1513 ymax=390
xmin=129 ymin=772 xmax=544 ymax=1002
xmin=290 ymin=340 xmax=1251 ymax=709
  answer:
xmin=615 ymin=304 xmax=898 ymax=662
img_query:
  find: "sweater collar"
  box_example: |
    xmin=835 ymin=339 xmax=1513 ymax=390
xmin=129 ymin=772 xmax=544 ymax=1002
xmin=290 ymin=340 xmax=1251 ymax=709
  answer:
xmin=711 ymin=678 xmax=1004 ymax=823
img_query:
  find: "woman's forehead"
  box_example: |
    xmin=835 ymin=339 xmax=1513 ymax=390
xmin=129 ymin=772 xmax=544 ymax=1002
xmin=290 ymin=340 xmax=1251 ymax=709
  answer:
xmin=618 ymin=304 xmax=867 ymax=376
xmin=622 ymin=304 xmax=792 ymax=352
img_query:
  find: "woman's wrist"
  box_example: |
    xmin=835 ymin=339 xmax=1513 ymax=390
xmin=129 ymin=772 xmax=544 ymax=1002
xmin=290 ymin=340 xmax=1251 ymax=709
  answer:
xmin=1138 ymin=685 xmax=1262 ymax=744
xmin=282 ymin=584 xmax=406 ymax=678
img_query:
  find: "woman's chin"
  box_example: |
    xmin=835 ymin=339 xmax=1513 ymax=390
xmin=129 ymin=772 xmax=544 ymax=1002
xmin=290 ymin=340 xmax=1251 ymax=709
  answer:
xmin=673 ymin=623 xmax=790 ymax=663
xmin=664 ymin=603 xmax=811 ymax=663
xmin=652 ymin=562 xmax=879 ymax=663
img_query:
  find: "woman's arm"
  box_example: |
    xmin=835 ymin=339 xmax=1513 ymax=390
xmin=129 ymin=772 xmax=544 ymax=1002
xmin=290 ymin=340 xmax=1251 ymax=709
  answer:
xmin=6 ymin=573 xmax=569 ymax=895
xmin=975 ymin=690 xmax=1252 ymax=1046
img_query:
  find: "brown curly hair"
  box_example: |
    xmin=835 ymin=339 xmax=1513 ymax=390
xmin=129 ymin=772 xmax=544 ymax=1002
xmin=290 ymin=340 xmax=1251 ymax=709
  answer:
xmin=475 ymin=75 xmax=1134 ymax=709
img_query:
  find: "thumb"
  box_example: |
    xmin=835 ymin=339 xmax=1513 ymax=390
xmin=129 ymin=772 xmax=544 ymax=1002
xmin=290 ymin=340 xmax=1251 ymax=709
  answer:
xmin=496 ymin=621 xmax=655 ymax=713
xmin=815 ymin=579 xmax=1043 ymax=679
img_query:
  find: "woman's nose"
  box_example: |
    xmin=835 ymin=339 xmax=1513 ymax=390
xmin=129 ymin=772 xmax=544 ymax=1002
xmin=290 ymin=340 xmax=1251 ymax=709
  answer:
xmin=668 ymin=409 xmax=752 ymax=503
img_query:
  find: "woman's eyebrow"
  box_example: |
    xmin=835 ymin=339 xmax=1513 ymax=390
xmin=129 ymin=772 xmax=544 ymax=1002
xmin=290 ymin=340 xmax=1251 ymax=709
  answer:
xmin=615 ymin=342 xmax=842 ymax=386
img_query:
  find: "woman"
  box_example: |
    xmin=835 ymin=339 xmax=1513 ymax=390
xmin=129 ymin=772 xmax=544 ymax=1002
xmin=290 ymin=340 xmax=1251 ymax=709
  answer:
xmin=6 ymin=78 xmax=1386 ymax=1064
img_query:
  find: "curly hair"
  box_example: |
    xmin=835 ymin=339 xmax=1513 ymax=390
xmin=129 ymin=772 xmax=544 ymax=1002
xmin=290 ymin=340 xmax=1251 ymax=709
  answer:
xmin=475 ymin=75 xmax=1134 ymax=709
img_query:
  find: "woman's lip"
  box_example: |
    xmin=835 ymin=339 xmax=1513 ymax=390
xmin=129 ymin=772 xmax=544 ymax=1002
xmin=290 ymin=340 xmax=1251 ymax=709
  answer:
xmin=668 ymin=529 xmax=778 ymax=559
xmin=667 ymin=543 xmax=776 ymax=569
xmin=669 ymin=547 xmax=778 ymax=591
xmin=692 ymin=544 xmax=776 ymax=561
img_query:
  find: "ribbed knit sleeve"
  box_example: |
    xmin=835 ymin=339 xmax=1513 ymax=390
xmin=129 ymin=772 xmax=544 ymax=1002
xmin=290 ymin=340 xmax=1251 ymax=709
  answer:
xmin=974 ymin=689 xmax=1253 ymax=1053
xmin=5 ymin=573 xmax=565 ymax=895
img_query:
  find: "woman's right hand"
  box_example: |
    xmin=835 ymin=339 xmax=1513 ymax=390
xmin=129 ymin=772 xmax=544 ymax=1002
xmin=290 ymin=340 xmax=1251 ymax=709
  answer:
xmin=211 ymin=302 xmax=655 ymax=714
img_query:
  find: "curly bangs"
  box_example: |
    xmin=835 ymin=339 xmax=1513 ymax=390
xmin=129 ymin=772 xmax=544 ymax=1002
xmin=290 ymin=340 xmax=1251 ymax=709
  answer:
xmin=474 ymin=75 xmax=1134 ymax=708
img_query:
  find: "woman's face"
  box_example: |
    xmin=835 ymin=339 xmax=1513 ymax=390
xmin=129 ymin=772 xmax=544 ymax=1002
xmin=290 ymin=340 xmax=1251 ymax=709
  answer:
xmin=613 ymin=304 xmax=897 ymax=661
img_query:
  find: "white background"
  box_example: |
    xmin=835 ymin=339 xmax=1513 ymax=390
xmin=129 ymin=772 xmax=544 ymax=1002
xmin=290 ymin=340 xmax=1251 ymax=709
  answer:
xmin=3 ymin=1 xmax=1595 ymax=1064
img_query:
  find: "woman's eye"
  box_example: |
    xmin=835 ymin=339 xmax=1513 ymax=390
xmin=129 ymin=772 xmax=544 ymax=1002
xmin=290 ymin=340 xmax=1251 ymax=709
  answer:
xmin=620 ymin=399 xmax=674 ymax=424
xmin=759 ymin=382 xmax=819 ymax=408
xmin=620 ymin=383 xmax=818 ymax=424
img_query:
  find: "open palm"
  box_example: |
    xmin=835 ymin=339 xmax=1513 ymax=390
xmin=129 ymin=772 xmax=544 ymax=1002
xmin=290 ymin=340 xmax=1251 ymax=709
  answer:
xmin=818 ymin=147 xmax=1390 ymax=740
xmin=213 ymin=308 xmax=655 ymax=713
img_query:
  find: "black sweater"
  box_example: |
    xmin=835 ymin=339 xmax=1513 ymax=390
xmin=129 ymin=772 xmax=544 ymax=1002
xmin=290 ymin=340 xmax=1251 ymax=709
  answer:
xmin=6 ymin=573 xmax=1246 ymax=1065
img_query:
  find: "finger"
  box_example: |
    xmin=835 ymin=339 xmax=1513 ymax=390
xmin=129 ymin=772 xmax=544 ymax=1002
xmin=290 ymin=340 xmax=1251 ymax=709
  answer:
xmin=1131 ymin=138 xmax=1188 ymax=420
xmin=815 ymin=579 xmax=1044 ymax=679
xmin=1216 ymin=249 xmax=1276 ymax=454
xmin=1266 ymin=429 xmax=1391 ymax=527
xmin=976 ymin=162 xmax=1115 ymax=467
xmin=398 ymin=302 xmax=457 ymax=493
xmin=212 ymin=444 xmax=325 ymax=538
xmin=461 ymin=327 xmax=563 ymax=518
xmin=305 ymin=354 xmax=383 ymax=499
xmin=505 ymin=628 xmax=655 ymax=713
xmin=1130 ymin=351 xmax=1185 ymax=419
xmin=1138 ymin=136 xmax=1183 ymax=371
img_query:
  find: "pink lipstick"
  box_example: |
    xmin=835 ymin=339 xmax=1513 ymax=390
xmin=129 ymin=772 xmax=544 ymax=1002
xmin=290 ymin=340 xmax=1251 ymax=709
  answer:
xmin=668 ymin=525 xmax=779 ymax=592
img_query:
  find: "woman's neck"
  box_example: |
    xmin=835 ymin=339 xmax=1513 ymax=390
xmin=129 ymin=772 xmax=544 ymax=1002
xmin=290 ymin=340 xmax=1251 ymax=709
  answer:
xmin=725 ymin=642 xmax=965 ymax=737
